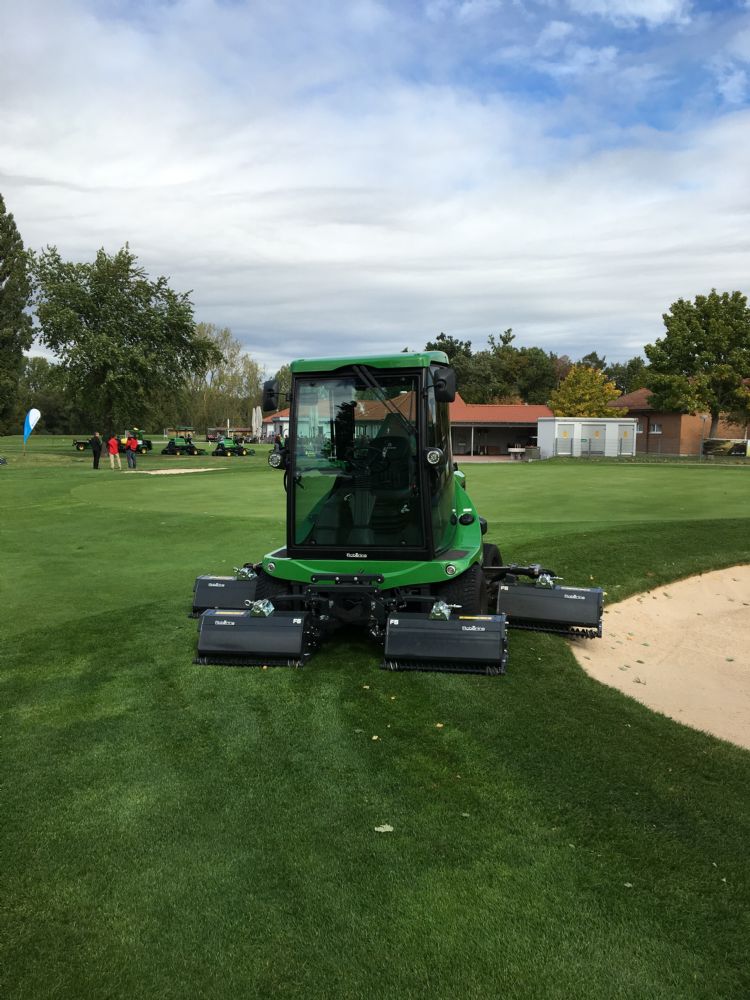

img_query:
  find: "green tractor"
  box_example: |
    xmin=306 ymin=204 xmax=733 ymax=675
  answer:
xmin=212 ymin=436 xmax=255 ymax=457
xmin=161 ymin=433 xmax=206 ymax=456
xmin=195 ymin=352 xmax=602 ymax=673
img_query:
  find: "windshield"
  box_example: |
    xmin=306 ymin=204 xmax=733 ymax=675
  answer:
xmin=292 ymin=374 xmax=423 ymax=550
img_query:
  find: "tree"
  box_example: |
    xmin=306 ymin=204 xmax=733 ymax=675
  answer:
xmin=425 ymin=332 xmax=473 ymax=358
xmin=30 ymin=245 xmax=220 ymax=430
xmin=551 ymin=353 xmax=573 ymax=386
xmin=184 ymin=323 xmax=264 ymax=428
xmin=272 ymin=364 xmax=292 ymax=406
xmin=0 ymin=193 xmax=33 ymax=433
xmin=605 ymin=356 xmax=649 ymax=395
xmin=645 ymin=290 xmax=750 ymax=436
xmin=515 ymin=347 xmax=557 ymax=404
xmin=579 ymin=351 xmax=607 ymax=371
xmin=548 ymin=365 xmax=623 ymax=417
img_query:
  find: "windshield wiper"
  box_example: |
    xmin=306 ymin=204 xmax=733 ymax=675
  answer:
xmin=353 ymin=365 xmax=415 ymax=438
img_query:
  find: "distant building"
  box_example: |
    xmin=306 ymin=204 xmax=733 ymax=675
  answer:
xmin=610 ymin=389 xmax=747 ymax=456
xmin=449 ymin=395 xmax=552 ymax=456
xmin=536 ymin=417 xmax=637 ymax=458
xmin=263 ymin=408 xmax=290 ymax=441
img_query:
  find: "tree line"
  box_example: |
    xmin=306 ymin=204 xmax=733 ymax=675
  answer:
xmin=2 ymin=191 xmax=749 ymax=436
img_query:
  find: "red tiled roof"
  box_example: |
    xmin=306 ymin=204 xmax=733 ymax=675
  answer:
xmin=611 ymin=388 xmax=653 ymax=410
xmin=262 ymin=408 xmax=290 ymax=423
xmin=449 ymin=393 xmax=552 ymax=424
xmin=264 ymin=395 xmax=552 ymax=426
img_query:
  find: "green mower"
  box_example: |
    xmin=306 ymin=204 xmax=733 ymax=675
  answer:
xmin=194 ymin=352 xmax=603 ymax=673
xmin=212 ymin=436 xmax=255 ymax=457
xmin=161 ymin=435 xmax=206 ymax=456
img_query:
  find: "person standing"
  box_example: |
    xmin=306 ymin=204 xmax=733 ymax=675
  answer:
xmin=89 ymin=432 xmax=102 ymax=469
xmin=107 ymin=433 xmax=122 ymax=470
xmin=126 ymin=433 xmax=138 ymax=469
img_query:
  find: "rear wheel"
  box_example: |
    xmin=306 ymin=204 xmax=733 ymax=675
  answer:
xmin=76 ymin=443 xmax=85 ymax=451
xmin=436 ymin=562 xmax=487 ymax=614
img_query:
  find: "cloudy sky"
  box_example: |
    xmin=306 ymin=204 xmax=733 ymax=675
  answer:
xmin=3 ymin=0 xmax=750 ymax=373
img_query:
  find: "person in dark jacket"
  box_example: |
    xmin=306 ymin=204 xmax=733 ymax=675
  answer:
xmin=89 ymin=432 xmax=102 ymax=469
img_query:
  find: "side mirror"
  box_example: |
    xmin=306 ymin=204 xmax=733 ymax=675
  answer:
xmin=262 ymin=379 xmax=279 ymax=412
xmin=432 ymin=365 xmax=457 ymax=403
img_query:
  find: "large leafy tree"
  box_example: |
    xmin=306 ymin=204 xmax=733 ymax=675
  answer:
xmin=30 ymin=245 xmax=220 ymax=430
xmin=515 ymin=346 xmax=558 ymax=404
xmin=185 ymin=323 xmax=263 ymax=428
xmin=0 ymin=193 xmax=33 ymax=434
xmin=645 ymin=290 xmax=750 ymax=435
xmin=549 ymin=365 xmax=623 ymax=417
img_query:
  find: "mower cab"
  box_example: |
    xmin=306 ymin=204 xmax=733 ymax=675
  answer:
xmin=194 ymin=351 xmax=603 ymax=673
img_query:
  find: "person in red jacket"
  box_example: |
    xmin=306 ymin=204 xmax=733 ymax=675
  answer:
xmin=126 ymin=433 xmax=138 ymax=469
xmin=107 ymin=433 xmax=122 ymax=470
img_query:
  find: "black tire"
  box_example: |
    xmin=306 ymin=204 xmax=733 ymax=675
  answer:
xmin=139 ymin=446 xmax=147 ymax=454
xmin=482 ymin=542 xmax=502 ymax=567
xmin=76 ymin=443 xmax=85 ymax=451
xmin=254 ymin=570 xmax=291 ymax=602
xmin=174 ymin=448 xmax=182 ymax=456
xmin=436 ymin=562 xmax=487 ymax=614
xmin=240 ymin=448 xmax=247 ymax=456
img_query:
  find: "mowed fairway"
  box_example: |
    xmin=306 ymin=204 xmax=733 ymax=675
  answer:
xmin=2 ymin=437 xmax=749 ymax=1000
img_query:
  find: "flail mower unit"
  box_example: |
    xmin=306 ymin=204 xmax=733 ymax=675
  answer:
xmin=192 ymin=351 xmax=603 ymax=674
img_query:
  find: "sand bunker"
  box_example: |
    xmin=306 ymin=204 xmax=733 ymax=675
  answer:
xmin=132 ymin=468 xmax=228 ymax=476
xmin=570 ymin=566 xmax=750 ymax=750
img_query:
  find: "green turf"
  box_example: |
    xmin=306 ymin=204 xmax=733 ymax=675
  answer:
xmin=1 ymin=436 xmax=749 ymax=1000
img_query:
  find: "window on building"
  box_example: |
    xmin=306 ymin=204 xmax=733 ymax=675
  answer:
xmin=650 ymin=421 xmax=662 ymax=434
xmin=636 ymin=419 xmax=643 ymax=434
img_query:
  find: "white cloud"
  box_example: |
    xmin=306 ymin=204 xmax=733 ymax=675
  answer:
xmin=565 ymin=0 xmax=692 ymax=28
xmin=2 ymin=0 xmax=750 ymax=375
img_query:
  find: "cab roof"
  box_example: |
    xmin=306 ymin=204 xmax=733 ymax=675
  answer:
xmin=290 ymin=351 xmax=449 ymax=374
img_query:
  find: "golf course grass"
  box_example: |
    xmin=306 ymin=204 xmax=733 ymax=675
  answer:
xmin=2 ymin=436 xmax=749 ymax=1000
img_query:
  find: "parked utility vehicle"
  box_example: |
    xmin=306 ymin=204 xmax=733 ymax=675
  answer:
xmin=212 ymin=436 xmax=255 ymax=457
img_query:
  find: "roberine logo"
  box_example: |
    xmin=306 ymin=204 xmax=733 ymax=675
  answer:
xmin=346 ymin=552 xmax=368 ymax=558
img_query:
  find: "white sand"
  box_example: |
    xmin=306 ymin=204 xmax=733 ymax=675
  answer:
xmin=570 ymin=566 xmax=750 ymax=750
xmin=131 ymin=467 xmax=228 ymax=475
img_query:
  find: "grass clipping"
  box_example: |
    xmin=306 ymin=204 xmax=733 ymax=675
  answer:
xmin=571 ymin=566 xmax=750 ymax=750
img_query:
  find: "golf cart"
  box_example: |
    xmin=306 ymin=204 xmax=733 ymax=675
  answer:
xmin=194 ymin=352 xmax=602 ymax=673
